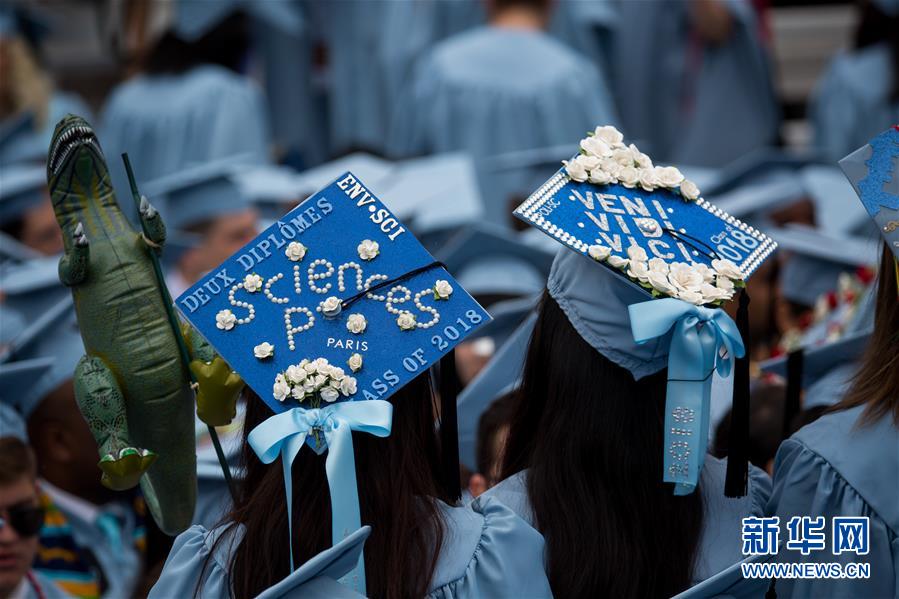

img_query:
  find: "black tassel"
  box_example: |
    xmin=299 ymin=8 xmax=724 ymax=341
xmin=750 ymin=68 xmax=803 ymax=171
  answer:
xmin=438 ymin=349 xmax=462 ymax=503
xmin=725 ymin=289 xmax=751 ymax=497
xmin=765 ymin=577 xmax=778 ymax=599
xmin=783 ymin=349 xmax=804 ymax=440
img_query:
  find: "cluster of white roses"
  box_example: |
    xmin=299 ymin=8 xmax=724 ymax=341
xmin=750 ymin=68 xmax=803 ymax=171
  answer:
xmin=564 ymin=126 xmax=700 ymax=201
xmin=272 ymin=357 xmax=358 ymax=404
xmin=588 ymin=244 xmax=744 ymax=306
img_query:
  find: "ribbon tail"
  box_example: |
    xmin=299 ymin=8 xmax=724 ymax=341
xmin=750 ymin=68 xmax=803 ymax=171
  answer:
xmin=281 ymin=433 xmax=307 ymax=573
xmin=324 ymin=424 xmax=366 ymax=594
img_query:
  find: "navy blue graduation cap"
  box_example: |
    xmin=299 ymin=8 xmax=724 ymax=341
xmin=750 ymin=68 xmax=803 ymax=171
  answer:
xmin=838 ymin=126 xmax=899 ymax=262
xmin=175 ymin=171 xmax=490 ymax=592
xmin=514 ymin=126 xmax=777 ymax=497
xmin=0 ymin=163 xmax=47 ymax=226
xmin=173 ymin=0 xmax=303 ymax=42
xmin=438 ymin=224 xmax=554 ymax=302
xmin=772 ymin=225 xmax=880 ymax=307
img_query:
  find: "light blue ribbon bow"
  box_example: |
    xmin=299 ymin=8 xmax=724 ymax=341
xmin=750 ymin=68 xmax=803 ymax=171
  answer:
xmin=248 ymin=401 xmax=393 ymax=594
xmin=629 ymin=298 xmax=745 ymax=496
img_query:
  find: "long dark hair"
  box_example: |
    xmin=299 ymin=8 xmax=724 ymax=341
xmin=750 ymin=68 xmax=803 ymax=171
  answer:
xmin=836 ymin=245 xmax=899 ymax=424
xmin=502 ymin=291 xmax=704 ymax=598
xmin=209 ymin=372 xmax=447 ymax=599
xmin=854 ymin=0 xmax=899 ymax=102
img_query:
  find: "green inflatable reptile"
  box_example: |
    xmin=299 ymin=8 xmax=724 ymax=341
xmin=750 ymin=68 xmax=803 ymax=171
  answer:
xmin=47 ymin=115 xmax=242 ymax=535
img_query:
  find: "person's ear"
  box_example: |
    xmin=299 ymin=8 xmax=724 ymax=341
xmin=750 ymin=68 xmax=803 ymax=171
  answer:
xmin=468 ymin=473 xmax=488 ymax=498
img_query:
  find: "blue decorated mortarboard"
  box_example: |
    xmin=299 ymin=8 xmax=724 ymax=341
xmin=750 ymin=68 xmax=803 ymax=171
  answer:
xmin=173 ymin=0 xmax=303 ymax=42
xmin=175 ymin=171 xmax=490 ymax=592
xmin=514 ymin=126 xmax=777 ymax=497
xmin=838 ymin=126 xmax=899 ymax=262
xmin=0 ymin=163 xmax=47 ymax=225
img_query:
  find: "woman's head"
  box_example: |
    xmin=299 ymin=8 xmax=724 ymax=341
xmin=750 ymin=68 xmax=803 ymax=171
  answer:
xmin=502 ymin=291 xmax=704 ymax=598
xmin=222 ymin=372 xmax=447 ymax=599
xmin=854 ymin=0 xmax=899 ymax=101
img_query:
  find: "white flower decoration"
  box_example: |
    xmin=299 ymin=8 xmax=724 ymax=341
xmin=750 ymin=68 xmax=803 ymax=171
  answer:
xmin=648 ymin=258 xmax=669 ymax=275
xmin=346 ymin=313 xmax=367 ymax=334
xmin=321 ymin=296 xmax=342 ymax=315
xmin=593 ymin=125 xmax=624 ymax=147
xmin=648 ymin=270 xmax=678 ymax=296
xmin=716 ymin=276 xmax=735 ymax=292
xmin=397 ymin=312 xmax=417 ymax=330
xmin=273 ymin=374 xmax=290 ymax=402
xmin=215 ymin=309 xmax=237 ymax=331
xmin=575 ymin=154 xmax=602 ymax=171
xmin=629 ymin=144 xmax=653 ymax=169
xmin=680 ymin=179 xmax=700 ymax=201
xmin=339 ymin=377 xmax=357 ymax=396
xmin=254 ymin=342 xmax=274 ymax=359
xmin=612 ymin=147 xmax=634 ymax=167
xmin=285 ymin=364 xmax=306 ymax=384
xmin=626 ymin=245 xmax=649 ymax=262
xmin=701 ymin=283 xmax=732 ymax=303
xmin=291 ymin=386 xmax=305 ymax=400
xmin=638 ymin=168 xmax=658 ymax=192
xmin=677 ymin=288 xmax=705 ymax=305
xmin=588 ymin=168 xmax=614 ymax=185
xmin=347 ymin=353 xmax=363 ymax=372
xmin=607 ymin=255 xmax=629 ymax=269
xmin=244 ymin=273 xmax=263 ymax=293
xmin=694 ymin=263 xmax=715 ymax=284
xmin=654 ymin=166 xmax=685 ymax=188
xmin=564 ymin=159 xmax=589 ymax=182
xmin=285 ymin=241 xmax=307 ymax=262
xmin=627 ymin=260 xmax=652 ymax=284
xmin=618 ymin=166 xmax=639 ymax=188
xmin=668 ymin=263 xmax=704 ymax=293
xmin=711 ymin=259 xmax=744 ymax=281
xmin=580 ymin=136 xmax=613 ymax=158
xmin=588 ymin=244 xmax=611 ymax=261
xmin=434 ymin=280 xmax=453 ymax=300
xmin=357 ymin=239 xmax=380 ymax=261
xmin=600 ymin=157 xmax=622 ymax=177
xmin=320 ymin=386 xmax=340 ymax=403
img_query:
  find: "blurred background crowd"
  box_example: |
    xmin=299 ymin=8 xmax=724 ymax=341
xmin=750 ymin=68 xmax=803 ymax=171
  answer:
xmin=0 ymin=0 xmax=896 ymax=597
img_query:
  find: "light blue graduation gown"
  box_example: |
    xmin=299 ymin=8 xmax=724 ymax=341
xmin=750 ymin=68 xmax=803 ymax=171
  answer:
xmin=388 ymin=26 xmax=618 ymax=160
xmin=17 ymin=571 xmax=70 ymax=599
xmin=150 ymin=496 xmax=550 ymax=598
xmin=768 ymin=405 xmax=899 ymax=598
xmin=100 ymin=65 xmax=269 ymax=220
xmin=483 ymin=455 xmax=772 ymax=586
xmin=811 ymin=43 xmax=899 ymax=163
xmin=613 ymin=0 xmax=779 ymax=167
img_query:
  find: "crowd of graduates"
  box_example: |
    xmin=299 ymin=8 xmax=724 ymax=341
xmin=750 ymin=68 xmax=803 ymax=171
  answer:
xmin=1 ymin=0 xmax=898 ymax=598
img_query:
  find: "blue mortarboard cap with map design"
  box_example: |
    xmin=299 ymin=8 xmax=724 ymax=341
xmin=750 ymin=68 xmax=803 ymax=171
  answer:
xmin=175 ymin=171 xmax=490 ymax=593
xmin=514 ymin=125 xmax=777 ymax=498
xmin=838 ymin=126 xmax=899 ymax=261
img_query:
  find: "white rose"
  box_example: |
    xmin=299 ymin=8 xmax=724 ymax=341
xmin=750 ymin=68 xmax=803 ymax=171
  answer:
xmin=638 ymin=168 xmax=658 ymax=191
xmin=612 ymin=147 xmax=634 ymax=166
xmin=321 ymin=296 xmax=342 ymax=315
xmin=285 ymin=241 xmax=307 ymax=262
xmin=626 ymin=245 xmax=649 ymax=262
xmin=654 ymin=166 xmax=685 ymax=188
xmin=320 ymin=386 xmax=340 ymax=403
xmin=648 ymin=270 xmax=678 ymax=296
xmin=564 ymin=159 xmax=589 ymax=182
xmin=711 ymin=259 xmax=743 ymax=281
xmin=339 ymin=376 xmax=357 ymax=397
xmin=346 ymin=313 xmax=367 ymax=334
xmin=677 ymin=289 xmax=705 ymax=305
xmin=694 ymin=263 xmax=715 ymax=284
xmin=291 ymin=386 xmax=306 ymax=400
xmin=700 ymin=283 xmax=732 ymax=303
xmin=588 ymin=168 xmax=614 ymax=185
xmin=254 ymin=342 xmax=274 ymax=359
xmin=668 ymin=263 xmax=704 ymax=293
xmin=607 ymin=255 xmax=630 ymax=269
xmin=397 ymin=312 xmax=417 ymax=330
xmin=627 ymin=260 xmax=651 ymax=283
xmin=244 ymin=273 xmax=263 ymax=293
xmin=434 ymin=280 xmax=453 ymax=300
xmin=347 ymin=353 xmax=363 ymax=372
xmin=580 ymin=136 xmax=612 ymax=158
xmin=313 ymin=374 xmax=327 ymax=389
xmin=629 ymin=144 xmax=653 ymax=169
xmin=273 ymin=375 xmax=290 ymax=402
xmin=215 ymin=309 xmax=237 ymax=331
xmin=330 ymin=367 xmax=345 ymax=381
xmin=648 ymin=258 xmax=669 ymax=275
xmin=618 ymin=166 xmax=639 ymax=188
xmin=312 ymin=358 xmax=329 ymax=373
xmin=716 ymin=276 xmax=735 ymax=292
xmin=599 ymin=157 xmax=622 ymax=178
xmin=330 ymin=377 xmax=342 ymax=389
xmin=593 ymin=125 xmax=624 ymax=147
xmin=575 ymin=154 xmax=602 ymax=171
xmin=357 ymin=239 xmax=380 ymax=261
xmin=285 ymin=364 xmax=306 ymax=384
xmin=680 ymin=179 xmax=700 ymax=201
xmin=302 ymin=378 xmax=316 ymax=392
xmin=303 ymin=361 xmax=317 ymax=374
xmin=587 ymin=244 xmax=611 ymax=261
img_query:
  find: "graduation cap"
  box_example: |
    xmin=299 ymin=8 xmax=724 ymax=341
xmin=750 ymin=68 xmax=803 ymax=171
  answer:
xmin=772 ymin=224 xmax=881 ymax=307
xmin=514 ymin=125 xmax=777 ymax=497
xmin=175 ymin=171 xmax=490 ymax=592
xmin=0 ymin=163 xmax=48 ymax=226
xmin=0 ymin=230 xmax=41 ymax=263
xmin=798 ymin=165 xmax=873 ymax=236
xmin=838 ymin=126 xmax=899 ymax=262
xmin=0 ymin=356 xmax=54 ymax=440
xmin=437 ymin=224 xmax=554 ymax=302
xmin=173 ymin=0 xmax=303 ymax=42
xmin=0 ymin=256 xmax=70 ymax=338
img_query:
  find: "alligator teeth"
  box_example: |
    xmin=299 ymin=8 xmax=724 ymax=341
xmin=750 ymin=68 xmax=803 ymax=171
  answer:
xmin=74 ymin=222 xmax=83 ymax=237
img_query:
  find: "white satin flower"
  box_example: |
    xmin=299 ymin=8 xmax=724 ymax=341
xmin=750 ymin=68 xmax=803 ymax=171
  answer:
xmin=346 ymin=313 xmax=367 ymax=334
xmin=677 ymin=288 xmax=705 ymax=305
xmin=648 ymin=270 xmax=678 ymax=296
xmin=285 ymin=364 xmax=306 ymax=384
xmin=680 ymin=179 xmax=700 ymax=201
xmin=701 ymin=283 xmax=732 ymax=303
xmin=243 ymin=273 xmax=263 ymax=293
xmin=716 ymin=276 xmax=735 ymax=292
xmin=618 ymin=166 xmax=639 ymax=188
xmin=607 ymin=255 xmax=630 ymax=269
xmin=215 ymin=309 xmax=237 ymax=331
xmin=313 ymin=374 xmax=327 ymax=389
xmin=711 ymin=258 xmax=744 ymax=281
xmin=668 ymin=263 xmax=704 ymax=293
xmin=626 ymin=245 xmax=649 ymax=262
xmin=285 ymin=241 xmax=307 ymax=261
xmin=638 ymin=168 xmax=658 ymax=191
xmin=347 ymin=353 xmax=363 ymax=372
xmin=320 ymin=386 xmax=340 ymax=403
xmin=254 ymin=342 xmax=274 ymax=359
xmin=629 ymin=144 xmax=653 ymax=169
xmin=339 ymin=376 xmax=358 ymax=396
xmin=654 ymin=166 xmax=685 ymax=188
xmin=599 ymin=157 xmax=622 ymax=178
xmin=588 ymin=244 xmax=611 ymax=261
xmin=321 ymin=296 xmax=341 ymax=314
xmin=593 ymin=125 xmax=624 ymax=147
xmin=588 ymin=168 xmax=614 ymax=185
xmin=564 ymin=159 xmax=589 ymax=182
xmin=291 ymin=386 xmax=306 ymax=400
xmin=694 ymin=263 xmax=715 ymax=284
xmin=397 ymin=312 xmax=417 ymax=330
xmin=648 ymin=258 xmax=670 ymax=275
xmin=575 ymin=154 xmax=602 ymax=171
xmin=357 ymin=239 xmax=380 ymax=261
xmin=627 ymin=260 xmax=652 ymax=283
xmin=580 ymin=136 xmax=613 ymax=158
xmin=434 ymin=280 xmax=453 ymax=300
xmin=272 ymin=375 xmax=290 ymax=402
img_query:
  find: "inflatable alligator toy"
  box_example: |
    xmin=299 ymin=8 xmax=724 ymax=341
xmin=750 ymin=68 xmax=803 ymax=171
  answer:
xmin=47 ymin=115 xmax=242 ymax=534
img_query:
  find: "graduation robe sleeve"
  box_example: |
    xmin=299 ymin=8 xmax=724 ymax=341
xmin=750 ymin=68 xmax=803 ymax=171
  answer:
xmin=148 ymin=525 xmax=236 ymax=599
